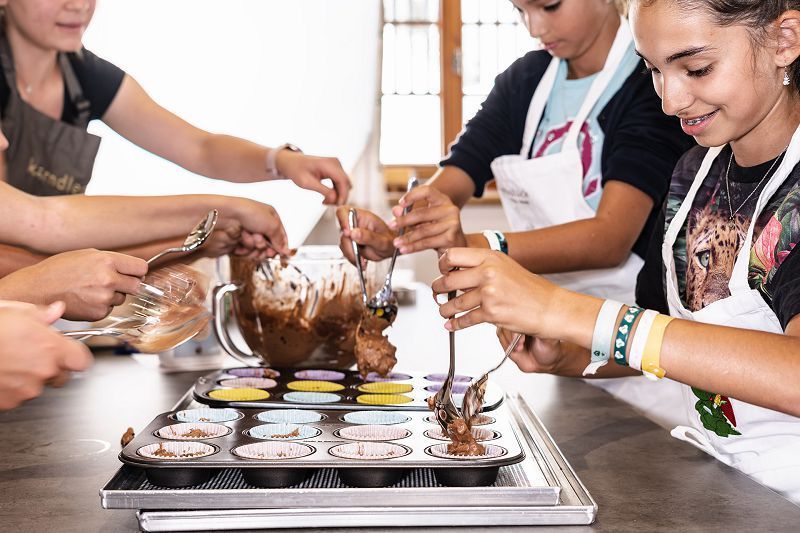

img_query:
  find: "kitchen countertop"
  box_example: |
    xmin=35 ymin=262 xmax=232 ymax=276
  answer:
xmin=1 ymin=285 xmax=798 ymax=532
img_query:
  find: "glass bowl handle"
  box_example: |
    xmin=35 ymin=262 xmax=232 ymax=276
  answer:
xmin=212 ymin=282 xmax=262 ymax=366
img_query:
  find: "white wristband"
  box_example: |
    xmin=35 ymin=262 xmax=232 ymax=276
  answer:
xmin=266 ymin=143 xmax=302 ymax=179
xmin=627 ymin=309 xmax=657 ymax=371
xmin=482 ymin=230 xmax=501 ymax=251
xmin=584 ymin=299 xmax=625 ymax=376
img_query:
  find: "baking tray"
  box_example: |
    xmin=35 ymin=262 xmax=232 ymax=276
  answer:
xmin=119 ymin=401 xmax=524 ymax=488
xmin=101 ymin=393 xmax=597 ymax=529
xmin=192 ymin=366 xmax=504 ymax=412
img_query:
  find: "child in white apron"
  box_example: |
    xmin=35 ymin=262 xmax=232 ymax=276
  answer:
xmin=340 ymin=0 xmax=693 ymax=428
xmin=430 ymin=0 xmax=800 ymax=504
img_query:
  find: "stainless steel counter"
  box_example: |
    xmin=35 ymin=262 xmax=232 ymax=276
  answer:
xmin=1 ymin=284 xmax=798 ymax=532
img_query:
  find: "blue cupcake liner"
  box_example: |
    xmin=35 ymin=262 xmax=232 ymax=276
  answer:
xmin=425 ymin=373 xmax=471 ymax=383
xmin=293 ymin=369 xmax=346 ymax=381
xmin=342 ymin=411 xmax=410 ymax=425
xmin=256 ymin=409 xmax=325 ymax=424
xmin=249 ymin=423 xmax=321 ymax=441
xmin=363 ymin=372 xmax=413 ymax=382
xmin=173 ymin=408 xmax=241 ymax=423
xmin=424 ymin=382 xmax=469 ymax=394
xmin=283 ymin=391 xmax=341 ymax=404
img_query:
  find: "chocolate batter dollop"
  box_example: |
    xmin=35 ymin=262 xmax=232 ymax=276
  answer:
xmin=354 ymin=310 xmax=397 ymax=378
xmin=445 ymin=418 xmax=485 ymax=456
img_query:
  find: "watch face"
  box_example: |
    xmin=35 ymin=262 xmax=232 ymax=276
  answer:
xmin=283 ymin=143 xmax=302 ymax=153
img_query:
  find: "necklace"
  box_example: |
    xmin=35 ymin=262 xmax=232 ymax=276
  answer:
xmin=724 ymin=148 xmax=786 ymax=220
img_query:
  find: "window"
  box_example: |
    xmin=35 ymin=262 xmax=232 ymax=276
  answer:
xmin=380 ymin=0 xmax=533 ymax=177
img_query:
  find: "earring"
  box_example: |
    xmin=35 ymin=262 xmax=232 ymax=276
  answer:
xmin=784 ymin=67 xmax=791 ymax=87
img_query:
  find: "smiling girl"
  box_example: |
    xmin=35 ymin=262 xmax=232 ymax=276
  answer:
xmin=432 ymin=1 xmax=800 ymax=503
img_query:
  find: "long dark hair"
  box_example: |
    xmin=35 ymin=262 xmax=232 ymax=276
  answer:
xmin=632 ymin=1 xmax=800 ymax=89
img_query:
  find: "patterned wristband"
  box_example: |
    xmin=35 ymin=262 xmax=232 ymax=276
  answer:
xmin=613 ymin=306 xmax=643 ymax=367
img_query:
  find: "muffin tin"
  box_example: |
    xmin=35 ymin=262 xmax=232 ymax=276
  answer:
xmin=192 ymin=367 xmax=503 ymax=411
xmin=119 ymin=401 xmax=524 ymax=489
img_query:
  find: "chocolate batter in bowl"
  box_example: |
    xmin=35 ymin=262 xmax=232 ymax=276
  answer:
xmin=214 ymin=246 xmax=392 ymax=370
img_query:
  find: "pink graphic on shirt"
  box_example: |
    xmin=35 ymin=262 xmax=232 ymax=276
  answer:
xmin=534 ymin=121 xmax=593 ymax=175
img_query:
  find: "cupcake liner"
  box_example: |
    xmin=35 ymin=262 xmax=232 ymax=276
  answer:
xmin=286 ymin=380 xmax=345 ymax=393
xmin=156 ymin=422 xmax=231 ymax=440
xmin=174 ymin=408 xmax=241 ymax=423
xmin=329 ymin=442 xmax=409 ymax=460
xmin=357 ymin=382 xmax=414 ymax=394
xmin=424 ymin=382 xmax=469 ymax=394
xmin=233 ymin=441 xmax=314 ymax=460
xmin=226 ymin=367 xmax=281 ymax=379
xmin=249 ymin=423 xmax=320 ymax=440
xmin=364 ymin=372 xmax=412 ymax=382
xmin=294 ymin=369 xmax=346 ymax=381
xmin=425 ymin=373 xmax=471 ymax=383
xmin=138 ymin=441 xmax=215 ymax=460
xmin=208 ymin=388 xmax=270 ymax=401
xmin=218 ymin=377 xmax=278 ymax=389
xmin=256 ymin=409 xmax=324 ymax=424
xmin=336 ymin=424 xmax=411 ymax=442
xmin=283 ymin=391 xmax=341 ymax=404
xmin=356 ymin=393 xmax=413 ymax=406
xmin=427 ymin=443 xmax=506 ymax=460
xmin=424 ymin=427 xmax=496 ymax=442
xmin=425 ymin=414 xmax=494 ymax=426
xmin=342 ymin=411 xmax=409 ymax=425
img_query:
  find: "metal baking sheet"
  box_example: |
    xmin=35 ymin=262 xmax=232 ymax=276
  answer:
xmin=192 ymin=366 xmax=504 ymax=412
xmin=119 ymin=402 xmax=522 ymax=472
xmin=101 ymin=394 xmax=597 ymax=528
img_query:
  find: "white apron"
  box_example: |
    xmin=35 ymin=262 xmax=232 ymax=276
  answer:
xmin=663 ymin=127 xmax=800 ymax=504
xmin=490 ymin=17 xmax=642 ymax=304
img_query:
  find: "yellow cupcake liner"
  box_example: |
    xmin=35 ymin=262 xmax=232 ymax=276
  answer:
xmin=208 ymin=388 xmax=270 ymax=401
xmin=356 ymin=393 xmax=413 ymax=405
xmin=357 ymin=382 xmax=413 ymax=394
xmin=286 ymin=380 xmax=345 ymax=393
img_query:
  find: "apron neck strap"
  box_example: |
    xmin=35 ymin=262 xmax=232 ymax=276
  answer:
xmin=58 ymin=52 xmax=91 ymax=126
xmin=563 ymin=17 xmax=632 ymax=147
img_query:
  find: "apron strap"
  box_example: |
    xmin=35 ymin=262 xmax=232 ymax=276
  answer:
xmin=58 ymin=52 xmax=91 ymax=127
xmin=520 ymin=57 xmax=559 ymax=157
xmin=563 ymin=17 xmax=632 ymax=147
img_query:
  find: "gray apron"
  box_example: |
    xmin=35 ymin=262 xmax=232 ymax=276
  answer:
xmin=0 ymin=33 xmax=100 ymax=196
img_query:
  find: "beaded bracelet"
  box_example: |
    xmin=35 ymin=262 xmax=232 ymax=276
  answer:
xmin=613 ymin=306 xmax=643 ymax=367
xmin=584 ymin=299 xmax=625 ymax=376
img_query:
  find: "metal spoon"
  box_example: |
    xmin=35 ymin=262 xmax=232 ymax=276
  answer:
xmin=461 ymin=333 xmax=523 ymax=426
xmin=432 ymin=291 xmax=460 ymax=433
xmin=348 ymin=208 xmax=370 ymax=305
xmin=146 ymin=209 xmax=218 ymax=264
xmin=366 ymin=176 xmax=418 ymax=322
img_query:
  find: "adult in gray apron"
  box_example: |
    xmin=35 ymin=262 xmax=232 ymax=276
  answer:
xmin=0 ymin=33 xmax=100 ymax=196
xmin=663 ymin=127 xmax=800 ymax=503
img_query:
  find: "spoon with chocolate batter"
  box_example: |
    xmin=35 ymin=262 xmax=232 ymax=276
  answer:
xmin=366 ymin=176 xmax=419 ymax=322
xmin=432 ymin=291 xmax=460 ymax=433
xmin=461 ymin=333 xmax=522 ymax=426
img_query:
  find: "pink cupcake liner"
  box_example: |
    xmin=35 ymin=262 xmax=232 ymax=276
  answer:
xmin=232 ymin=441 xmax=314 ymax=460
xmin=156 ymin=422 xmax=231 ymax=440
xmin=226 ymin=367 xmax=281 ymax=379
xmin=138 ymin=441 xmax=216 ymax=460
xmin=424 ymin=414 xmax=494 ymax=426
xmin=218 ymin=377 xmax=278 ymax=389
xmin=294 ymin=369 xmax=346 ymax=381
xmin=427 ymin=443 xmax=506 ymax=460
xmin=336 ymin=424 xmax=411 ymax=442
xmin=329 ymin=442 xmax=409 ymax=460
xmin=424 ymin=427 xmax=496 ymax=442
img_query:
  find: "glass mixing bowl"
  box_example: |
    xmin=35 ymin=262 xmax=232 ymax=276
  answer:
xmin=213 ymin=246 xmax=386 ymax=368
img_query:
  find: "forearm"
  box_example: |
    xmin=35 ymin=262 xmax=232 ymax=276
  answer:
xmin=28 ymin=195 xmax=247 ymax=253
xmin=546 ymin=290 xmax=800 ymax=416
xmin=191 ymin=135 xmax=272 ymax=183
xmin=0 ymin=245 xmax=45 ymax=277
xmin=428 ymin=166 xmax=476 ymax=208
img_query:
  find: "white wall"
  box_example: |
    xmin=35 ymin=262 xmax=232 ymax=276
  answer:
xmin=83 ymin=0 xmax=381 ymax=246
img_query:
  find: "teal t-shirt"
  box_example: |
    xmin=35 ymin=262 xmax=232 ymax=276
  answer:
xmin=531 ymin=44 xmax=641 ymax=211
